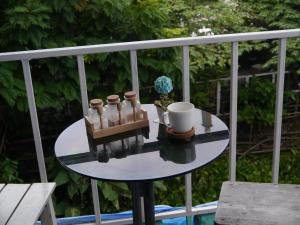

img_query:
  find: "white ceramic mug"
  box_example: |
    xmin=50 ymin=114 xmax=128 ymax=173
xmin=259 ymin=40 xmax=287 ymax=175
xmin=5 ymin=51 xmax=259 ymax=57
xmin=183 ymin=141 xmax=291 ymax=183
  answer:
xmin=163 ymin=102 xmax=195 ymax=133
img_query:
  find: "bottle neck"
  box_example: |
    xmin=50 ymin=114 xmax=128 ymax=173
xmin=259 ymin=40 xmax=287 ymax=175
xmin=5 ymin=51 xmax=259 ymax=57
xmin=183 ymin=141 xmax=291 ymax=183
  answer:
xmin=125 ymin=97 xmax=137 ymax=102
xmin=107 ymin=102 xmax=122 ymax=112
xmin=108 ymin=102 xmax=119 ymax=106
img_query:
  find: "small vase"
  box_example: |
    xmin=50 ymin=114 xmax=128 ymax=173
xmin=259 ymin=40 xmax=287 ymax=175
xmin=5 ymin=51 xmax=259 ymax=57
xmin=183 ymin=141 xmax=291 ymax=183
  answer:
xmin=202 ymin=110 xmax=212 ymax=128
xmin=155 ymin=105 xmax=165 ymax=124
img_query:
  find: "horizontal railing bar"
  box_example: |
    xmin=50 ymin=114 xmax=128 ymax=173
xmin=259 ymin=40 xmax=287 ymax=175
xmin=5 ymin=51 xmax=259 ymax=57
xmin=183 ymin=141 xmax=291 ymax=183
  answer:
xmin=213 ymin=71 xmax=278 ymax=81
xmin=0 ymin=29 xmax=299 ymax=62
xmin=196 ymin=71 xmax=290 ymax=84
xmin=155 ymin=206 xmax=217 ymax=220
xmin=76 ymin=206 xmax=217 ymax=225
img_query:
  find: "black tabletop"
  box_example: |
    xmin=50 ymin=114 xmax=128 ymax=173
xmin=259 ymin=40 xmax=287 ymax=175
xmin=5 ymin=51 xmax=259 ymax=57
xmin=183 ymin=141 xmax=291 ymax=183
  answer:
xmin=55 ymin=104 xmax=229 ymax=182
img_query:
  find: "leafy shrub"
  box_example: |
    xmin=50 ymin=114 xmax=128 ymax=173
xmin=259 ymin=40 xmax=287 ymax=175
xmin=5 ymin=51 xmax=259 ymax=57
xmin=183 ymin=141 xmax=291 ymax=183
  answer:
xmin=46 ymin=156 xmax=167 ymax=216
xmin=240 ymin=0 xmax=300 ymax=76
xmin=238 ymin=76 xmax=297 ymax=127
xmin=238 ymin=77 xmax=276 ymax=127
xmin=0 ymin=157 xmax=23 ymax=183
xmin=0 ymin=0 xmax=299 ymax=216
xmin=155 ymin=149 xmax=300 ymax=207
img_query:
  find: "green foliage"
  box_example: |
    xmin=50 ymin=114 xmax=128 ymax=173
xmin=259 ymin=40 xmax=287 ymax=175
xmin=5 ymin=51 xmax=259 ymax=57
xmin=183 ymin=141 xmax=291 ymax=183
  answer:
xmin=1 ymin=149 xmax=299 ymax=215
xmin=238 ymin=76 xmax=297 ymax=127
xmin=190 ymin=85 xmax=211 ymax=109
xmin=46 ymin=157 xmax=166 ymax=215
xmin=155 ymin=150 xmax=300 ymax=206
xmin=239 ymin=0 xmax=300 ymax=75
xmin=238 ymin=77 xmax=276 ymax=126
xmin=0 ymin=157 xmax=23 ymax=183
xmin=0 ymin=0 xmax=298 ymax=112
xmin=280 ymin=149 xmax=300 ymax=184
xmin=0 ymin=62 xmax=27 ymax=111
xmin=47 ymin=157 xmax=90 ymax=216
xmin=0 ymin=0 xmax=171 ymax=112
xmin=47 ymin=156 xmax=130 ymax=215
xmin=0 ymin=0 xmax=52 ymax=49
xmin=0 ymin=0 xmax=299 ymax=216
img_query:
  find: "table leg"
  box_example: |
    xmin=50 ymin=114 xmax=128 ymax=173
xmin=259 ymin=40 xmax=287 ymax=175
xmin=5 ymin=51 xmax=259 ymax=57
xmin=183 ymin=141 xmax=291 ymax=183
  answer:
xmin=131 ymin=182 xmax=143 ymax=225
xmin=143 ymin=182 xmax=155 ymax=225
xmin=130 ymin=181 xmax=155 ymax=225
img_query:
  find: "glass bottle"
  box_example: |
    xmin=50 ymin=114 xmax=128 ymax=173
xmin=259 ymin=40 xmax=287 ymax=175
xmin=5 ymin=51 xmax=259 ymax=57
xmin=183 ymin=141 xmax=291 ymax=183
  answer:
xmin=105 ymin=95 xmax=126 ymax=126
xmin=88 ymin=99 xmax=108 ymax=130
xmin=122 ymin=91 xmax=142 ymax=123
xmin=127 ymin=133 xmax=144 ymax=154
xmin=105 ymin=95 xmax=128 ymax=154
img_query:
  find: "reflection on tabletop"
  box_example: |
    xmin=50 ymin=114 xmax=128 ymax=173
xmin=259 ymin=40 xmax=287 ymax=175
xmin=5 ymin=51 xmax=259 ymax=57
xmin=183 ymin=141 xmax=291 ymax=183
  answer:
xmin=88 ymin=121 xmax=225 ymax=164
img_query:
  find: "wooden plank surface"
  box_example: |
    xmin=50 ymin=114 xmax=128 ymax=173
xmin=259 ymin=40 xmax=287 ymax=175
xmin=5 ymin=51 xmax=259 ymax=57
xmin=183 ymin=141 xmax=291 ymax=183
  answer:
xmin=0 ymin=184 xmax=31 ymax=225
xmin=215 ymin=182 xmax=300 ymax=225
xmin=6 ymin=183 xmax=55 ymax=225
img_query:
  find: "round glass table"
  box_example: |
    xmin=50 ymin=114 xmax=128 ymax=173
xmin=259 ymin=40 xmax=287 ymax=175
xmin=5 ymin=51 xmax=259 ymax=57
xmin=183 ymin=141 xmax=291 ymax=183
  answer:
xmin=55 ymin=104 xmax=229 ymax=225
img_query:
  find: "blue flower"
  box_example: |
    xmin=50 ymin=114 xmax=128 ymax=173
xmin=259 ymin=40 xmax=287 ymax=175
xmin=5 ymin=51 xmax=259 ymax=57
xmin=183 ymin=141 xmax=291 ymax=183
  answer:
xmin=154 ymin=76 xmax=173 ymax=94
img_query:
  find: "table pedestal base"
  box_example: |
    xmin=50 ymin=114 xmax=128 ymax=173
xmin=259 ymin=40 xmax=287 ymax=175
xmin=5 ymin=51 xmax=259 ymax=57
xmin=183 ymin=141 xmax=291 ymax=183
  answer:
xmin=131 ymin=182 xmax=155 ymax=225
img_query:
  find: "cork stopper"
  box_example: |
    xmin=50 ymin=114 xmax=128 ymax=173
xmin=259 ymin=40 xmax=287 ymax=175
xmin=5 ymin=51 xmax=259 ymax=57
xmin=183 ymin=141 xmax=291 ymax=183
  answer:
xmin=107 ymin=95 xmax=120 ymax=104
xmin=90 ymin=99 xmax=103 ymax=107
xmin=124 ymin=91 xmax=137 ymax=100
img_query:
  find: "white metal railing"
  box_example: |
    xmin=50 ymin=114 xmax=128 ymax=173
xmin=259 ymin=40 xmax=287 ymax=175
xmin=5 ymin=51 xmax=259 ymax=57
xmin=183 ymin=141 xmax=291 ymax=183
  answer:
xmin=0 ymin=29 xmax=299 ymax=225
xmin=196 ymin=71 xmax=288 ymax=116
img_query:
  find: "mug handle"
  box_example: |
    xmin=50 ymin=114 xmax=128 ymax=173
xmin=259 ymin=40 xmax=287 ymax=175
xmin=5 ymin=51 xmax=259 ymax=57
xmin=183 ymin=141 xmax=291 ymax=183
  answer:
xmin=162 ymin=112 xmax=170 ymax=127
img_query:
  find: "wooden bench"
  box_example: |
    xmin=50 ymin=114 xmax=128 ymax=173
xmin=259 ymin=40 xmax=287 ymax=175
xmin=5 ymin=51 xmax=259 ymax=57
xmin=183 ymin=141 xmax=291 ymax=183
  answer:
xmin=215 ymin=181 xmax=300 ymax=225
xmin=0 ymin=183 xmax=56 ymax=225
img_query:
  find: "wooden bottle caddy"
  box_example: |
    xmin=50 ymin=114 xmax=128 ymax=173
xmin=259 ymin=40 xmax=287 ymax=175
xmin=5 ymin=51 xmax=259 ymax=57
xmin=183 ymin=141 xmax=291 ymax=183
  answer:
xmin=85 ymin=109 xmax=149 ymax=139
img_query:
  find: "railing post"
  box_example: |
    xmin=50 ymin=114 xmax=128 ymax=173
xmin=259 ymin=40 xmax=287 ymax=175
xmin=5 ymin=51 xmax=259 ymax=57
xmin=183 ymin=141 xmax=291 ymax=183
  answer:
xmin=77 ymin=55 xmax=89 ymax=115
xmin=182 ymin=46 xmax=192 ymax=225
xmin=130 ymin=50 xmax=140 ymax=100
xmin=183 ymin=46 xmax=190 ymax=102
xmin=91 ymin=180 xmax=101 ymax=225
xmin=272 ymin=38 xmax=287 ymax=184
xmin=216 ymin=81 xmax=221 ymax=115
xmin=129 ymin=50 xmax=145 ymax=221
xmin=77 ymin=55 xmax=101 ymax=225
xmin=229 ymin=42 xmax=238 ymax=182
xmin=21 ymin=60 xmax=57 ymax=225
